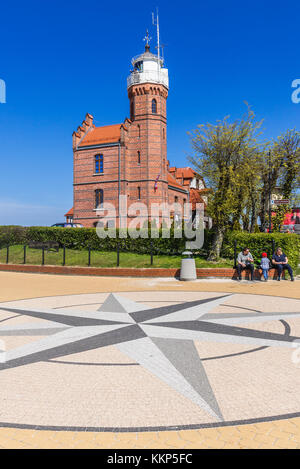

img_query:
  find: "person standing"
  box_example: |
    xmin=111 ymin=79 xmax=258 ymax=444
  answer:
xmin=272 ymin=247 xmax=294 ymax=281
xmin=237 ymin=247 xmax=255 ymax=281
xmin=260 ymin=252 xmax=271 ymax=282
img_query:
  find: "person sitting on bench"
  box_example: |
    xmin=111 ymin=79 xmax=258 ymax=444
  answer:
xmin=272 ymin=247 xmax=294 ymax=281
xmin=236 ymin=247 xmax=254 ymax=281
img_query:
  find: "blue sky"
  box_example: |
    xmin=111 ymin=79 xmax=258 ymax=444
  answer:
xmin=0 ymin=0 xmax=299 ymax=225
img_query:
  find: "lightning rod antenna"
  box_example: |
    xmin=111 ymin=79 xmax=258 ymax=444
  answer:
xmin=152 ymin=8 xmax=160 ymax=81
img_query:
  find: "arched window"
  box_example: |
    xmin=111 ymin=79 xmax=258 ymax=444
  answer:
xmin=137 ymin=151 xmax=141 ymax=164
xmin=137 ymin=187 xmax=141 ymax=199
xmin=163 ymin=127 xmax=165 ymax=139
xmin=137 ymin=124 xmax=141 ymax=138
xmin=95 ymin=154 xmax=103 ymax=173
xmin=95 ymin=189 xmax=103 ymax=208
xmin=152 ymin=98 xmax=157 ymax=114
xmin=130 ymin=101 xmax=135 ymax=120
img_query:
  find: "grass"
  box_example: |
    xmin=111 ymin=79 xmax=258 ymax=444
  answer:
xmin=0 ymin=245 xmax=233 ymax=269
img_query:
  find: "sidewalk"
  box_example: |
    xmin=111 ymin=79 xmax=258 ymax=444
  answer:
xmin=0 ymin=272 xmax=299 ymax=449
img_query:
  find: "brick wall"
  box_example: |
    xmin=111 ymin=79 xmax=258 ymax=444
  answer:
xmin=73 ymin=82 xmax=189 ymax=227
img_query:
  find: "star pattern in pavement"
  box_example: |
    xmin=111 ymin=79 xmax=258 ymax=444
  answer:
xmin=1 ymin=293 xmax=300 ymax=422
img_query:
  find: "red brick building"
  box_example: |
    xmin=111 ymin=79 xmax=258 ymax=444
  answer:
xmin=68 ymin=42 xmax=207 ymax=228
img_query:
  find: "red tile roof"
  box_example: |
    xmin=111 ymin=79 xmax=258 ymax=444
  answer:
xmin=167 ymin=173 xmax=188 ymax=191
xmin=79 ymin=124 xmax=122 ymax=147
xmin=64 ymin=207 xmax=74 ymax=217
xmin=189 ymin=188 xmax=206 ymax=209
xmin=169 ymin=167 xmax=200 ymax=180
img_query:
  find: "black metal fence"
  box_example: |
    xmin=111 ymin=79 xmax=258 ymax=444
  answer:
xmin=1 ymin=242 xmax=156 ymax=268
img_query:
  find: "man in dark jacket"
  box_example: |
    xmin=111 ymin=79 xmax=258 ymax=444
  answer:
xmin=272 ymin=247 xmax=294 ymax=281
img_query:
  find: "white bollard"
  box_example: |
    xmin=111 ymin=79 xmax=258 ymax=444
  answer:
xmin=180 ymin=251 xmax=197 ymax=281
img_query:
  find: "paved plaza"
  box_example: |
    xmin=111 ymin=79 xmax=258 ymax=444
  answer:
xmin=0 ymin=271 xmax=300 ymax=449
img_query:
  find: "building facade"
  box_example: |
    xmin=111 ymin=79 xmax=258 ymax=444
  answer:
xmin=69 ymin=41 xmax=207 ymax=228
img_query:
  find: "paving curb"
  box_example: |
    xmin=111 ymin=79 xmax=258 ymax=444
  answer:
xmin=0 ymin=263 xmax=279 ymax=279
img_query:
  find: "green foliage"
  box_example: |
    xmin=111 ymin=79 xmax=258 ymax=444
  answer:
xmin=0 ymin=226 xmax=27 ymax=248
xmin=188 ymin=106 xmax=265 ymax=258
xmin=0 ymin=226 xmax=190 ymax=256
xmin=222 ymin=231 xmax=300 ymax=269
xmin=232 ymin=220 xmax=242 ymax=231
xmin=272 ymin=205 xmax=290 ymax=232
xmin=188 ymin=107 xmax=264 ymax=229
xmin=1 ymin=227 xmax=298 ymax=269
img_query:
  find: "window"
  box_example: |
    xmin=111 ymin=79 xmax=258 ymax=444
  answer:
xmin=95 ymin=189 xmax=103 ymax=208
xmin=152 ymin=98 xmax=157 ymax=114
xmin=137 ymin=125 xmax=141 ymax=138
xmin=95 ymin=154 xmax=103 ymax=173
xmin=137 ymin=187 xmax=141 ymax=199
xmin=163 ymin=127 xmax=165 ymax=139
xmin=134 ymin=61 xmax=143 ymax=72
xmin=130 ymin=101 xmax=135 ymax=120
xmin=175 ymin=196 xmax=178 ymax=203
xmin=137 ymin=151 xmax=141 ymax=164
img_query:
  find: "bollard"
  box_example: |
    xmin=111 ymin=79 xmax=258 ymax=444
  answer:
xmin=180 ymin=251 xmax=197 ymax=281
xmin=63 ymin=245 xmax=66 ymax=266
xmin=234 ymin=240 xmax=237 ymax=268
xmin=117 ymin=243 xmax=120 ymax=267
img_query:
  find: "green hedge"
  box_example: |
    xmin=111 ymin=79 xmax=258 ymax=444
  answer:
xmin=222 ymin=231 xmax=300 ymax=269
xmin=0 ymin=226 xmax=189 ymax=256
xmin=0 ymin=226 xmax=299 ymax=268
xmin=0 ymin=226 xmax=27 ymax=248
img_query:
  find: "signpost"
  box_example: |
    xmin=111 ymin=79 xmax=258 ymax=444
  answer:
xmin=271 ymin=199 xmax=290 ymax=205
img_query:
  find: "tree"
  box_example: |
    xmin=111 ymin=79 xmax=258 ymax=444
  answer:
xmin=275 ymin=129 xmax=300 ymax=199
xmin=259 ymin=130 xmax=300 ymax=229
xmin=188 ymin=108 xmax=263 ymax=260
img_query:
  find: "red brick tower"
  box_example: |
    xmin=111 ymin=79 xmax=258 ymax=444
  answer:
xmin=126 ymin=40 xmax=169 ymax=220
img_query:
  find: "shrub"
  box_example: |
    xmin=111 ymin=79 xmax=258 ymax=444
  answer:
xmin=0 ymin=226 xmax=27 ymax=248
xmin=1 ymin=226 xmax=299 ymax=268
xmin=222 ymin=231 xmax=300 ymax=269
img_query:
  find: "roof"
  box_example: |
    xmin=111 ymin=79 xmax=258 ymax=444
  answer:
xmin=189 ymin=188 xmax=206 ymax=210
xmin=64 ymin=207 xmax=74 ymax=217
xmin=78 ymin=124 xmax=122 ymax=147
xmin=167 ymin=173 xmax=188 ymax=192
xmin=169 ymin=166 xmax=202 ymax=180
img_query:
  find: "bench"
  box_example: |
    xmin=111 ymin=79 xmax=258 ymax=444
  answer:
xmin=233 ymin=240 xmax=280 ymax=280
xmin=28 ymin=241 xmax=60 ymax=252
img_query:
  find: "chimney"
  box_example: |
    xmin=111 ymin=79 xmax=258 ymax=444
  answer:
xmin=85 ymin=113 xmax=94 ymax=127
xmin=72 ymin=131 xmax=80 ymax=150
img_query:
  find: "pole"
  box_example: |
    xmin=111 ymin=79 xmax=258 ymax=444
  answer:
xmin=117 ymin=243 xmax=120 ymax=267
xmin=6 ymin=245 xmax=9 ymax=264
xmin=272 ymin=239 xmax=275 ymax=255
xmin=157 ymin=8 xmax=160 ymax=82
xmin=42 ymin=247 xmax=45 ymax=266
xmin=23 ymin=245 xmax=26 ymax=264
xmin=150 ymin=241 xmax=153 ymax=266
xmin=88 ymin=247 xmax=91 ymax=267
xmin=63 ymin=245 xmax=66 ymax=266
xmin=234 ymin=240 xmax=237 ymax=268
xmin=268 ymin=151 xmax=272 ymax=233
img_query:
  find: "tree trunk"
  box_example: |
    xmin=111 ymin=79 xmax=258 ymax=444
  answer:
xmin=249 ymin=194 xmax=258 ymax=232
xmin=208 ymin=226 xmax=225 ymax=261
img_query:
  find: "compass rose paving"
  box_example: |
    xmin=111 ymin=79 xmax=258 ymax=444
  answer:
xmin=0 ymin=273 xmax=300 ymax=448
